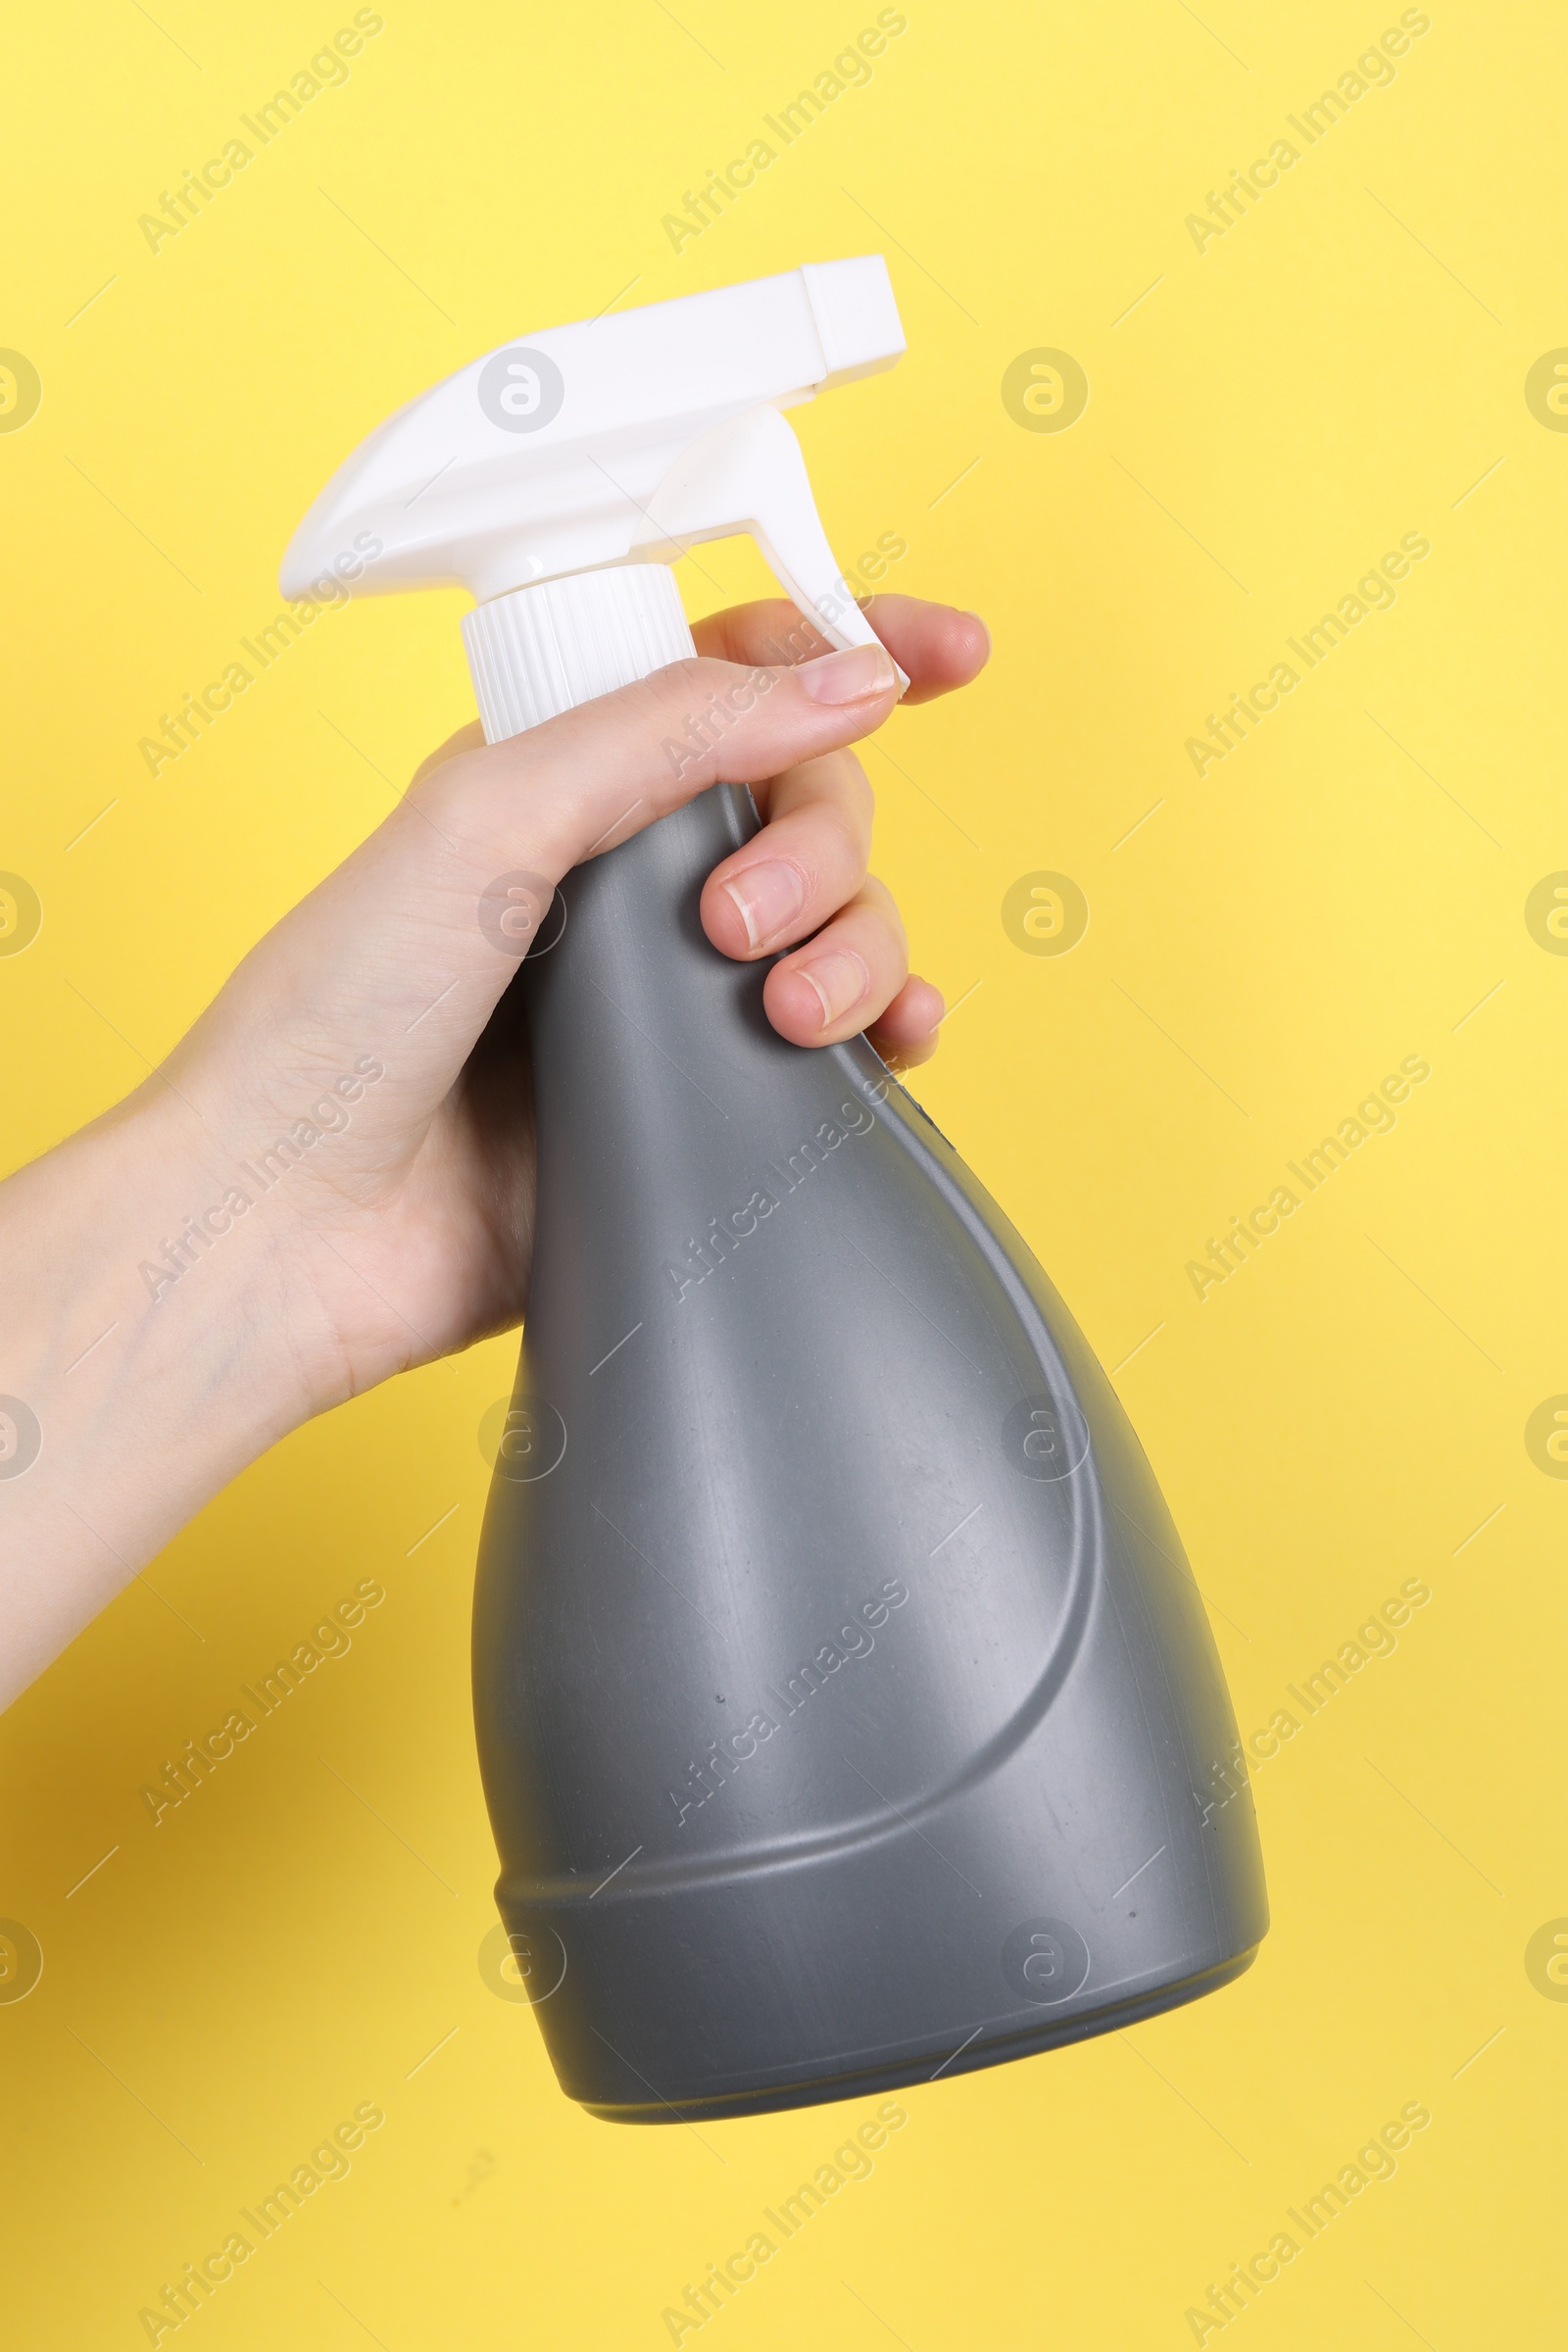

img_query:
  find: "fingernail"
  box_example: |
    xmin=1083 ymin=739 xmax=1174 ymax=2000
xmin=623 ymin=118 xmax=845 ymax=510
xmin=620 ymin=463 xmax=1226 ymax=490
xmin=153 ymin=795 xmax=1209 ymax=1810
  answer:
xmin=796 ymin=949 xmax=871 ymax=1028
xmin=799 ymin=643 xmax=899 ymax=705
xmin=721 ymin=860 xmax=808 ymax=951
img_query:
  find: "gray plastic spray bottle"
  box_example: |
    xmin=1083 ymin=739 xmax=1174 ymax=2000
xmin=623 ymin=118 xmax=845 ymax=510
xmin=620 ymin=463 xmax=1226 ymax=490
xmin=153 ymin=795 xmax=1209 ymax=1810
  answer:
xmin=282 ymin=257 xmax=1266 ymax=2121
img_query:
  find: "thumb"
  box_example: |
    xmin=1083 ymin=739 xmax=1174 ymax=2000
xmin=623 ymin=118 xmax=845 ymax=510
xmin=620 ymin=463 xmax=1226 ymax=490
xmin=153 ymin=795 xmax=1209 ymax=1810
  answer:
xmin=172 ymin=641 xmax=902 ymax=1121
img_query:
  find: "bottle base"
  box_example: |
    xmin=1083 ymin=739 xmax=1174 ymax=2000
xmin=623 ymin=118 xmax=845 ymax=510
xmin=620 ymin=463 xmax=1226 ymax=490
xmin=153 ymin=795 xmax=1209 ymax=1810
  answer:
xmin=578 ymin=1942 xmax=1261 ymax=2124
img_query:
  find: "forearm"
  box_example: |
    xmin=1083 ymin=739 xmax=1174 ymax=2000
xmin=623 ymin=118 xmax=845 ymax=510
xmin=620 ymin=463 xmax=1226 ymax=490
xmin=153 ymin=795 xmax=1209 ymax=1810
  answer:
xmin=0 ymin=1086 xmax=317 ymax=1707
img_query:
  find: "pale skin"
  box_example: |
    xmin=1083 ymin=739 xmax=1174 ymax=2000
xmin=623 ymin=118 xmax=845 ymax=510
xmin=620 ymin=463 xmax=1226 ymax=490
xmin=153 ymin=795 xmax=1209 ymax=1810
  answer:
xmin=0 ymin=595 xmax=988 ymax=1709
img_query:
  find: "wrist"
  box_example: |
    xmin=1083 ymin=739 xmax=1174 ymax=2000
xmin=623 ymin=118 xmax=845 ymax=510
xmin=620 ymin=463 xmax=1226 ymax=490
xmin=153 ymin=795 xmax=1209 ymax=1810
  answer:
xmin=0 ymin=1084 xmax=316 ymax=1705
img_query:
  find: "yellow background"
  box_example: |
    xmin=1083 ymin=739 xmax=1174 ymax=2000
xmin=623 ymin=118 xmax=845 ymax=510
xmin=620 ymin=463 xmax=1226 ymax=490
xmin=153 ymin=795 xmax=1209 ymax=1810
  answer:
xmin=3 ymin=0 xmax=1565 ymax=2342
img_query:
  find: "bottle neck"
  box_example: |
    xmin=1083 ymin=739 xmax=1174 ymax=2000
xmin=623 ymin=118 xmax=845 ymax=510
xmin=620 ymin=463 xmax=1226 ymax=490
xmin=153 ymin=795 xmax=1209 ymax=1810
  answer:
xmin=461 ymin=564 xmax=695 ymax=743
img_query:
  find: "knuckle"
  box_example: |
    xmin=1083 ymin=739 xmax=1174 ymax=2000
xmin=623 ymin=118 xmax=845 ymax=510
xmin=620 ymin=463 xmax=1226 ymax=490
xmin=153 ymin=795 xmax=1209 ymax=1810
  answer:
xmin=654 ymin=654 xmax=710 ymax=700
xmin=641 ymin=653 xmax=784 ymax=784
xmin=860 ymin=877 xmax=907 ymax=953
xmin=824 ymin=760 xmax=875 ymax=843
xmin=820 ymin=798 xmax=870 ymax=870
xmin=412 ymin=746 xmax=488 ymax=825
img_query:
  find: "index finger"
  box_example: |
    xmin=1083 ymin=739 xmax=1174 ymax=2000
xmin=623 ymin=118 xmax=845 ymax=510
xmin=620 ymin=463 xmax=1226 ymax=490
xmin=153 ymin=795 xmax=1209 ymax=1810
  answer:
xmin=691 ymin=593 xmax=989 ymax=707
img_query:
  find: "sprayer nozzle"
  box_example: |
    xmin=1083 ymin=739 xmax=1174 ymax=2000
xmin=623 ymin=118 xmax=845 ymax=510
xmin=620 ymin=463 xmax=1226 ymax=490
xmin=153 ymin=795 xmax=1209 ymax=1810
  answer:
xmin=279 ymin=256 xmax=906 ymax=654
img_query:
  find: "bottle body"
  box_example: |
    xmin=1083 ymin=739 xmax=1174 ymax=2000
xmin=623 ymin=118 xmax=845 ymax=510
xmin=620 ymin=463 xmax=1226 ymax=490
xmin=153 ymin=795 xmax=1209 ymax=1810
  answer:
xmin=473 ymin=783 xmax=1266 ymax=2121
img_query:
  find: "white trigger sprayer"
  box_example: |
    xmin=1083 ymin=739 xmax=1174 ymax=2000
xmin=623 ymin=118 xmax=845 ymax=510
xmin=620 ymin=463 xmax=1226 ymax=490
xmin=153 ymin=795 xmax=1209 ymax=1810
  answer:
xmin=280 ymin=256 xmax=908 ymax=740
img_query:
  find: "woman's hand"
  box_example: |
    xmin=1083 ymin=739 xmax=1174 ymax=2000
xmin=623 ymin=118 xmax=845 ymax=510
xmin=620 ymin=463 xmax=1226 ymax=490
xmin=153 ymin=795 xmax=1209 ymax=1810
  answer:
xmin=0 ymin=594 xmax=987 ymax=1704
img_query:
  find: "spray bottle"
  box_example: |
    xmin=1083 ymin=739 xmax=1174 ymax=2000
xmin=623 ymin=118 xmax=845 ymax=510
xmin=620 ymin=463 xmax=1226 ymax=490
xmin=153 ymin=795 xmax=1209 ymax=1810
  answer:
xmin=282 ymin=256 xmax=1265 ymax=2121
